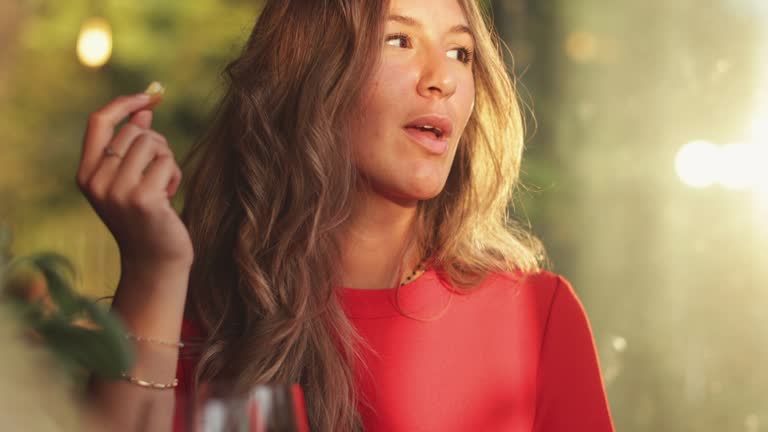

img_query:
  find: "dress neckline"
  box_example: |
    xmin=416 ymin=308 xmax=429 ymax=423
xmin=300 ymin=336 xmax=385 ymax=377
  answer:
xmin=337 ymin=269 xmax=454 ymax=319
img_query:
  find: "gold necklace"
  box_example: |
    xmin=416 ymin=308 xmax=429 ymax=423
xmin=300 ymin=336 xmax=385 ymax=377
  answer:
xmin=394 ymin=250 xmax=453 ymax=322
xmin=399 ymin=254 xmax=431 ymax=286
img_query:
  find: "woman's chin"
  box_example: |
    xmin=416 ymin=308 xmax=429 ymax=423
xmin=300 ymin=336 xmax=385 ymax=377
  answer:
xmin=363 ymin=172 xmax=449 ymax=203
xmin=403 ymin=177 xmax=448 ymax=201
xmin=371 ymin=183 xmax=444 ymax=205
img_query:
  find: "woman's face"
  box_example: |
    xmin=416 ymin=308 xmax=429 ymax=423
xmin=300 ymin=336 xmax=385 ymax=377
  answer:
xmin=350 ymin=0 xmax=476 ymax=203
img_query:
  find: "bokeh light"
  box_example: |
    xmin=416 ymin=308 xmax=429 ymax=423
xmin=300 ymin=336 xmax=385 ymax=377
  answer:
xmin=612 ymin=336 xmax=628 ymax=353
xmin=76 ymin=17 xmax=112 ymax=68
xmin=675 ymin=140 xmax=721 ymax=188
xmin=565 ymin=31 xmax=599 ymax=63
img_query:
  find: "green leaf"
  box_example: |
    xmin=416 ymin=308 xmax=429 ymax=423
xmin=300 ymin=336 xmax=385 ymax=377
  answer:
xmin=37 ymin=318 xmax=134 ymax=379
xmin=2 ymin=252 xmax=136 ymax=380
xmin=81 ymin=299 xmax=135 ymax=371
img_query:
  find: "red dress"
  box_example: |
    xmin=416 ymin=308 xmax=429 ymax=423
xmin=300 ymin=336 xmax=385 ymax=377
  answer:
xmin=175 ymin=270 xmax=615 ymax=431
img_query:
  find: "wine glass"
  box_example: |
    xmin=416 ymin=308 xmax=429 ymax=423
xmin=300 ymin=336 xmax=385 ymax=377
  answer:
xmin=186 ymin=383 xmax=310 ymax=432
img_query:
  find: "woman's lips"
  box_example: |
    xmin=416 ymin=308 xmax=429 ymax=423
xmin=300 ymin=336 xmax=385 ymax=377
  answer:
xmin=403 ymin=127 xmax=449 ymax=155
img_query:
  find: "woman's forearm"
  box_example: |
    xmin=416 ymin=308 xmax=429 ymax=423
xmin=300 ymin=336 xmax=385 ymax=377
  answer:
xmin=87 ymin=262 xmax=191 ymax=432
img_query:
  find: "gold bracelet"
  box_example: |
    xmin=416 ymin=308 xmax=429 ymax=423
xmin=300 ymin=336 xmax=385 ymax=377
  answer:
xmin=121 ymin=372 xmax=178 ymax=390
xmin=126 ymin=332 xmax=185 ymax=348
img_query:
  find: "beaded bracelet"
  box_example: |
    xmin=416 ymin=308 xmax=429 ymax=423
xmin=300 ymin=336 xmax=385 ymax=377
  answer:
xmin=120 ymin=372 xmax=178 ymax=390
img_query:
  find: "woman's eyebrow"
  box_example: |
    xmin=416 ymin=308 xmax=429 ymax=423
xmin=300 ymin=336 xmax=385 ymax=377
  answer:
xmin=387 ymin=14 xmax=474 ymax=42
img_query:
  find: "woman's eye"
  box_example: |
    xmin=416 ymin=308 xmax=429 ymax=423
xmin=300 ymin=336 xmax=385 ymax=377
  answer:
xmin=385 ymin=33 xmax=410 ymax=48
xmin=448 ymin=47 xmax=474 ymax=65
xmin=385 ymin=33 xmax=474 ymax=65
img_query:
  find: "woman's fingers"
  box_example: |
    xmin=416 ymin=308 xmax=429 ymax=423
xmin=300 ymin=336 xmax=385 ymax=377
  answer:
xmin=109 ymin=124 xmax=167 ymax=156
xmin=129 ymin=109 xmax=153 ymax=129
xmin=110 ymin=133 xmax=172 ymax=198
xmin=137 ymin=154 xmax=179 ymax=200
xmin=166 ymin=166 xmax=182 ymax=197
xmin=84 ymin=125 xmax=146 ymax=200
xmin=75 ymin=89 xmax=195 ymax=269
xmin=85 ymin=126 xmax=169 ymax=201
xmin=78 ymin=93 xmax=152 ymax=185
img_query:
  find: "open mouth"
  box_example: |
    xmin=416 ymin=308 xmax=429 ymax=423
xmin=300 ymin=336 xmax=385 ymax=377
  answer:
xmin=405 ymin=125 xmax=445 ymax=139
xmin=403 ymin=127 xmax=449 ymax=155
xmin=403 ymin=115 xmax=453 ymax=155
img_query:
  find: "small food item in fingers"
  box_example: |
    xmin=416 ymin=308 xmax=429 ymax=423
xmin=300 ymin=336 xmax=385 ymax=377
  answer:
xmin=143 ymin=81 xmax=166 ymax=109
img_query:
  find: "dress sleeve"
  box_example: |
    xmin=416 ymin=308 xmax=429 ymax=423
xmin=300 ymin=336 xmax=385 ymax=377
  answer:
xmin=532 ymin=276 xmax=615 ymax=431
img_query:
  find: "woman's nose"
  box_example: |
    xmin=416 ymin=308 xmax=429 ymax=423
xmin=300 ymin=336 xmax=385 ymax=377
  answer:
xmin=416 ymin=48 xmax=458 ymax=100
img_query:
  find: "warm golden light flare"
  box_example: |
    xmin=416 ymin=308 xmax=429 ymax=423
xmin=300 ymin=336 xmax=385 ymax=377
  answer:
xmin=676 ymin=139 xmax=766 ymax=190
xmin=76 ymin=17 xmax=112 ymax=68
xmin=675 ymin=140 xmax=720 ymax=188
xmin=718 ymin=143 xmax=760 ymax=190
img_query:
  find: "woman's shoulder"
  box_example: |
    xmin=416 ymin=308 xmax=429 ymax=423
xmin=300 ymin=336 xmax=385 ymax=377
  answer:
xmin=480 ymin=268 xmax=571 ymax=298
xmin=473 ymin=269 xmax=583 ymax=318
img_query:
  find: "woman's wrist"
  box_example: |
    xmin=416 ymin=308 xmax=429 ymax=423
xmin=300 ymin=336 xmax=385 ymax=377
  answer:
xmin=120 ymin=255 xmax=193 ymax=276
xmin=111 ymin=261 xmax=191 ymax=341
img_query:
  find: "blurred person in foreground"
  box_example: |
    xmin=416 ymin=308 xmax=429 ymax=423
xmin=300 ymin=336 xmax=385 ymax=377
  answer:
xmin=78 ymin=0 xmax=615 ymax=431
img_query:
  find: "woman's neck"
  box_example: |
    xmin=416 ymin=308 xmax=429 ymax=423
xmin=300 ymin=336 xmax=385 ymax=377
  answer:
xmin=338 ymin=190 xmax=422 ymax=289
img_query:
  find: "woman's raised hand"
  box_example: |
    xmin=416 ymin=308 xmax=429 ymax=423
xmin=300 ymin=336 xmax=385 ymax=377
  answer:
xmin=76 ymin=93 xmax=194 ymax=271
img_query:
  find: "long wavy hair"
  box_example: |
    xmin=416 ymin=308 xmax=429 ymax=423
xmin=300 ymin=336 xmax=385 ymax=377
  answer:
xmin=180 ymin=0 xmax=544 ymax=430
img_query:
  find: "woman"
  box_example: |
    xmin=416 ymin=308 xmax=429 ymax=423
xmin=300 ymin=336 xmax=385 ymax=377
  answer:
xmin=79 ymin=0 xmax=615 ymax=431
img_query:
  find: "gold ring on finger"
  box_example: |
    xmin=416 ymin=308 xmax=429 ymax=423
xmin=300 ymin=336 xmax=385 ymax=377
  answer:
xmin=103 ymin=146 xmax=123 ymax=159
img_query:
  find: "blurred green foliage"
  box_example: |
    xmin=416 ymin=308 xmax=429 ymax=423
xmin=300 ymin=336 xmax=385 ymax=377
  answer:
xmin=1 ymin=251 xmax=134 ymax=383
